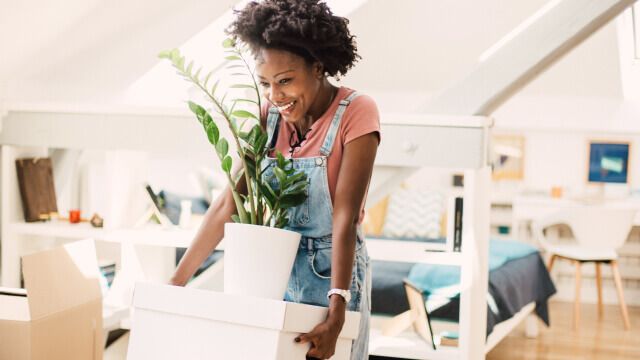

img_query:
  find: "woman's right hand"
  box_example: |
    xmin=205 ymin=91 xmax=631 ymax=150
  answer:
xmin=168 ymin=276 xmax=186 ymax=287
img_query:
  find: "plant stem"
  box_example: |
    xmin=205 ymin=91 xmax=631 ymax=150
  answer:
xmin=191 ymin=77 xmax=258 ymax=224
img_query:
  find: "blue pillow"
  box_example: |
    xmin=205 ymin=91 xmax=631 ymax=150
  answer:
xmin=407 ymin=239 xmax=538 ymax=296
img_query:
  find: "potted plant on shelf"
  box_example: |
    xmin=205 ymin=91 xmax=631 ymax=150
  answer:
xmin=159 ymin=38 xmax=308 ymax=300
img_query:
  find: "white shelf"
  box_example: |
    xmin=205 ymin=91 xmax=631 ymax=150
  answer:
xmin=9 ymin=221 xmax=108 ymax=239
xmin=366 ymin=239 xmax=463 ymax=266
xmin=369 ymin=317 xmax=460 ymax=360
xmin=8 ymin=222 xmax=198 ymax=248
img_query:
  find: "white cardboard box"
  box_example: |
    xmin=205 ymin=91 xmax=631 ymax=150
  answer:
xmin=0 ymin=240 xmax=103 ymax=360
xmin=127 ymin=282 xmax=361 ymax=359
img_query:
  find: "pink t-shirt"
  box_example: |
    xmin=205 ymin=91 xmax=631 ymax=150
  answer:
xmin=261 ymin=86 xmax=380 ymax=223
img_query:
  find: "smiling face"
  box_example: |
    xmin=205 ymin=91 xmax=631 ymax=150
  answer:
xmin=255 ymin=48 xmax=326 ymax=126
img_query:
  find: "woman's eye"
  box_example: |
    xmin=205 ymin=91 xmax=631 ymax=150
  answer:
xmin=279 ymin=78 xmax=291 ymax=85
xmin=259 ymin=82 xmax=269 ymax=88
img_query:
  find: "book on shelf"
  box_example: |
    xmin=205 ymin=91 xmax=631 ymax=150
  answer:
xmin=446 ymin=196 xmax=463 ymax=252
xmin=15 ymin=157 xmax=58 ymax=222
xmin=438 ymin=331 xmax=459 ymax=347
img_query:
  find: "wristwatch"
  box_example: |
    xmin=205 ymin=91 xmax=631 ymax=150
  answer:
xmin=327 ymin=288 xmax=351 ymax=303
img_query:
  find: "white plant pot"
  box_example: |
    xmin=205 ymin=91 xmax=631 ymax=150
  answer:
xmin=223 ymin=223 xmax=301 ymax=300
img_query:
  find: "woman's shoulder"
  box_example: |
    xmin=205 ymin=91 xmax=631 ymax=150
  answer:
xmin=339 ymin=87 xmax=379 ymax=121
xmin=340 ymin=87 xmax=378 ymax=110
xmin=337 ymin=87 xmax=381 ymax=143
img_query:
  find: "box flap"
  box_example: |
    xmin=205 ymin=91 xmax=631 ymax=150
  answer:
xmin=133 ymin=282 xmax=288 ymax=330
xmin=22 ymin=239 xmax=102 ymax=319
xmin=0 ymin=287 xmax=30 ymax=321
xmin=282 ymin=302 xmax=361 ymax=340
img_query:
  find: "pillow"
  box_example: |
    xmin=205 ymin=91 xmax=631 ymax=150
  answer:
xmin=363 ymin=196 xmax=389 ymax=236
xmin=381 ymin=189 xmax=444 ymax=239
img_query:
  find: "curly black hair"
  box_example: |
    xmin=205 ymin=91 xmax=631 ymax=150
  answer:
xmin=226 ymin=0 xmax=360 ymax=78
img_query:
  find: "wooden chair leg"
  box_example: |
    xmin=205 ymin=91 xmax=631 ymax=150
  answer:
xmin=574 ymin=260 xmax=581 ymax=331
xmin=595 ymin=262 xmax=603 ymax=319
xmin=547 ymin=254 xmax=557 ymax=272
xmin=611 ymin=260 xmax=631 ymax=330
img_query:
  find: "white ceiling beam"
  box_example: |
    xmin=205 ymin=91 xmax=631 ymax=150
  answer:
xmin=423 ymin=0 xmax=638 ymax=116
xmin=369 ymin=0 xmax=637 ymax=207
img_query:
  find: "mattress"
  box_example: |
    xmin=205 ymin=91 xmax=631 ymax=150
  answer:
xmin=370 ymin=239 xmax=557 ymax=335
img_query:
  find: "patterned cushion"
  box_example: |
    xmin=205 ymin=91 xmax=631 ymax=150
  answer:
xmin=381 ymin=189 xmax=444 ymax=239
xmin=364 ymin=196 xmax=390 ymax=236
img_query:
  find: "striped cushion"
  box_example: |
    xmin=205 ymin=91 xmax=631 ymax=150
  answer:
xmin=381 ymin=189 xmax=444 ymax=239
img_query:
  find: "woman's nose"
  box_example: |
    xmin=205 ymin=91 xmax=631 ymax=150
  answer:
xmin=268 ymin=86 xmax=285 ymax=103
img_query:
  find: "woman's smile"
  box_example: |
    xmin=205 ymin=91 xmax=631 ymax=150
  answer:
xmin=276 ymin=100 xmax=297 ymax=116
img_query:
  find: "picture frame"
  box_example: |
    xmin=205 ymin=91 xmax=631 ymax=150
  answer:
xmin=491 ymin=134 xmax=525 ymax=181
xmin=586 ymin=140 xmax=631 ymax=185
xmin=403 ymin=279 xmax=436 ymax=350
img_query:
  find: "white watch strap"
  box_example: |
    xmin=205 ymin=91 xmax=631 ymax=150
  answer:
xmin=327 ymin=288 xmax=350 ymax=303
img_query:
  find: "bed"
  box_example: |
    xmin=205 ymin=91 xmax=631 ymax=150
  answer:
xmin=368 ymin=237 xmax=556 ymax=358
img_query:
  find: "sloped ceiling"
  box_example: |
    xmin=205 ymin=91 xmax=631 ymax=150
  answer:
xmin=0 ymin=0 xmax=238 ymax=103
xmin=0 ymin=0 xmax=626 ymax=107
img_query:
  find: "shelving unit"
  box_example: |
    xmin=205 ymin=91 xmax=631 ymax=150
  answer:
xmin=367 ymin=115 xmax=494 ymax=360
xmin=0 ymin=106 xmax=210 ymax=288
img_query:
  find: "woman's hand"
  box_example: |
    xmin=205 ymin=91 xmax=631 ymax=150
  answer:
xmin=295 ymin=296 xmax=346 ymax=359
xmin=295 ymin=316 xmax=344 ymax=359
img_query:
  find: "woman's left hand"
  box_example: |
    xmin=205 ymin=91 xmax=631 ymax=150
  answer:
xmin=295 ymin=311 xmax=345 ymax=359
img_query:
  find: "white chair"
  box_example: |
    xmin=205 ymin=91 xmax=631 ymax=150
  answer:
xmin=531 ymin=207 xmax=636 ymax=331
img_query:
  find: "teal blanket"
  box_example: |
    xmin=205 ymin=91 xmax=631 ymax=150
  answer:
xmin=407 ymin=239 xmax=538 ymax=296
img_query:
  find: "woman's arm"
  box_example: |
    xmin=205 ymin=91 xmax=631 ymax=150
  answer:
xmin=170 ymin=177 xmax=247 ymax=286
xmin=297 ymin=132 xmax=379 ymax=358
xmin=329 ymin=132 xmax=378 ymax=312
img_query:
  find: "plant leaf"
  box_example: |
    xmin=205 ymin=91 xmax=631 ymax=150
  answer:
xmin=222 ymin=38 xmax=235 ymax=48
xmin=233 ymin=98 xmax=259 ymax=105
xmin=204 ymin=70 xmax=213 ymax=87
xmin=216 ymin=138 xmax=229 ymax=158
xmin=230 ymin=84 xmax=254 ymax=89
xmin=205 ymin=122 xmax=219 ymax=145
xmin=221 ymin=155 xmax=232 ymax=172
xmin=225 ymin=55 xmax=241 ymax=61
xmin=231 ymin=110 xmax=258 ymax=120
xmin=273 ymin=167 xmax=286 ymax=185
xmin=279 ymin=193 xmax=307 ymax=208
xmin=158 ymin=49 xmax=172 ymax=59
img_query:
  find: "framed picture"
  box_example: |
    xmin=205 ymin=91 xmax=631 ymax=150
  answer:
xmin=586 ymin=140 xmax=631 ymax=184
xmin=491 ymin=134 xmax=525 ymax=181
xmin=403 ymin=279 xmax=436 ymax=350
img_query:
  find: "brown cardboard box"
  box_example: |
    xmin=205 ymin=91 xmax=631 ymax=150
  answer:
xmin=0 ymin=240 xmax=103 ymax=360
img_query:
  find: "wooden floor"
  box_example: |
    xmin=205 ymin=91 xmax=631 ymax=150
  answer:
xmin=486 ymin=301 xmax=640 ymax=360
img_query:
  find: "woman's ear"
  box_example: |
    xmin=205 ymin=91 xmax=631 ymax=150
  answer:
xmin=312 ymin=61 xmax=324 ymax=79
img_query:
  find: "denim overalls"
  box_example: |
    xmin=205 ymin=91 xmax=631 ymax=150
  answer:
xmin=262 ymin=91 xmax=371 ymax=359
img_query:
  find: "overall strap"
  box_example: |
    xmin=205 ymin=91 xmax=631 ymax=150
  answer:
xmin=319 ymin=91 xmax=360 ymax=156
xmin=266 ymin=107 xmax=281 ymax=150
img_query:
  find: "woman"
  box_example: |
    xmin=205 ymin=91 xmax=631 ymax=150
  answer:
xmin=170 ymin=1 xmax=380 ymax=358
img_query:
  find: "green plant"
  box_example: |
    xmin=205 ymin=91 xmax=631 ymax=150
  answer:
xmin=158 ymin=39 xmax=308 ymax=228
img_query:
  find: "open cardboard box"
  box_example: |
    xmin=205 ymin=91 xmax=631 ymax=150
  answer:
xmin=0 ymin=240 xmax=103 ymax=360
xmin=127 ymin=282 xmax=361 ymax=360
